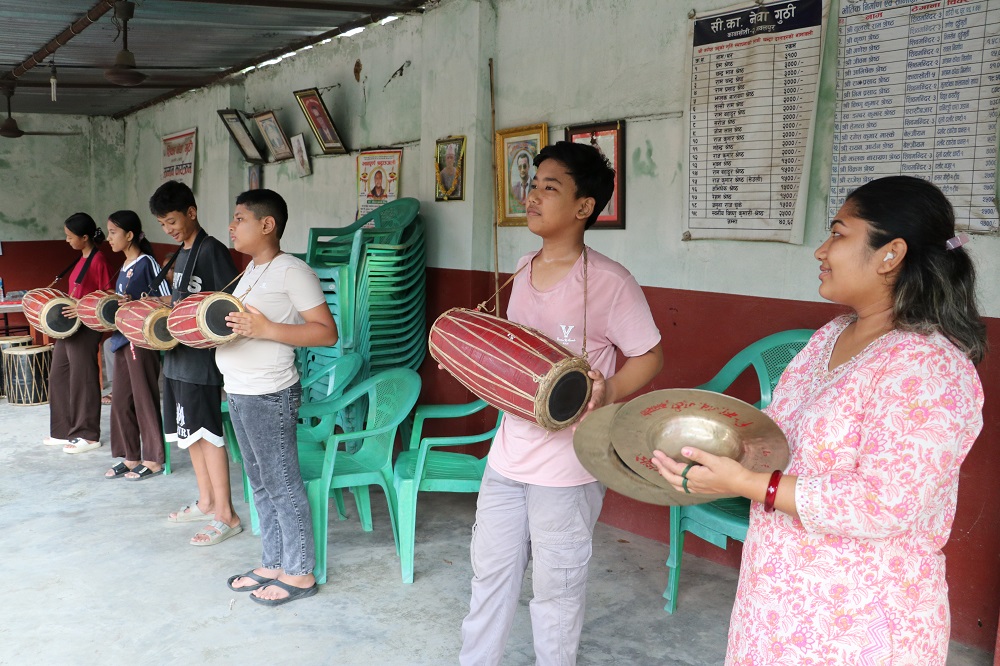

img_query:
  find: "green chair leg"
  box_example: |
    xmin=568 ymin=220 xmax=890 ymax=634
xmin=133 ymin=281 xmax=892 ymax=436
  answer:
xmin=353 ymin=486 xmax=373 ymax=531
xmin=333 ymin=488 xmax=347 ymax=521
xmin=307 ymin=481 xmax=330 ymax=585
xmin=396 ymin=479 xmax=417 ymax=584
xmin=663 ymin=505 xmax=684 ymax=614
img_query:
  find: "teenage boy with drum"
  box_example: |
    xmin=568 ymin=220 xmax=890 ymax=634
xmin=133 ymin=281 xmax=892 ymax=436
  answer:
xmin=149 ymin=180 xmax=241 ymax=546
xmin=459 ymin=142 xmax=663 ymax=665
xmin=217 ymin=189 xmax=337 ymax=605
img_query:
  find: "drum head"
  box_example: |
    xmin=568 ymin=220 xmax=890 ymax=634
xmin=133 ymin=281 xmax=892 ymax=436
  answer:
xmin=547 ymin=370 xmax=590 ymax=423
xmin=45 ymin=302 xmax=76 ymax=335
xmin=99 ymin=298 xmax=121 ymax=325
xmin=204 ymin=298 xmax=240 ymax=337
xmin=152 ymin=316 xmax=171 ymax=344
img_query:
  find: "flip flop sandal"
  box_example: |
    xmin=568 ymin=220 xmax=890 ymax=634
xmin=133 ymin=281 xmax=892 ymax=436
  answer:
xmin=63 ymin=438 xmax=102 ymax=454
xmin=167 ymin=502 xmax=210 ymax=523
xmin=101 ymin=394 xmax=113 ymax=405
xmin=125 ymin=464 xmax=163 ymax=481
xmin=250 ymin=579 xmax=319 ymax=607
xmin=227 ymin=570 xmax=278 ymax=592
xmin=190 ymin=520 xmax=243 ymax=547
xmin=105 ymin=462 xmax=132 ymax=479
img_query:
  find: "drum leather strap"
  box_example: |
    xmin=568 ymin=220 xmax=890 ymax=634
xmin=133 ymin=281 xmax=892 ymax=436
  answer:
xmin=144 ymin=241 xmax=185 ymax=297
xmin=475 ymin=247 xmax=589 ymax=360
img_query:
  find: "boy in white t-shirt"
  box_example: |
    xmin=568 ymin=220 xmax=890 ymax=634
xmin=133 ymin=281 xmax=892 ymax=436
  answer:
xmin=459 ymin=142 xmax=663 ymax=664
xmin=215 ymin=189 xmax=338 ymax=606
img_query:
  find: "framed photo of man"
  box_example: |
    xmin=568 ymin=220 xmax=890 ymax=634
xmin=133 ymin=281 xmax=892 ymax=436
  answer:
xmin=217 ymin=109 xmax=265 ymax=163
xmin=495 ymin=123 xmax=548 ymax=226
xmin=293 ymin=88 xmax=347 ymax=154
xmin=435 ymin=136 xmax=466 ymax=202
xmin=565 ymin=120 xmax=625 ymax=229
xmin=252 ymin=110 xmax=294 ymax=162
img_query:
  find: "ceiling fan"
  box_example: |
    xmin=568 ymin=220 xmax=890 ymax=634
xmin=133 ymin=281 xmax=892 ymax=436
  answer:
xmin=105 ymin=1 xmax=147 ymax=87
xmin=0 ymin=81 xmax=82 ymax=139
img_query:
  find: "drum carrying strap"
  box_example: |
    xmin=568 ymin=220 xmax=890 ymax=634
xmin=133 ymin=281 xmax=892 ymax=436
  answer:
xmin=475 ymin=247 xmax=589 ymax=360
xmin=143 ymin=241 xmax=185 ymax=297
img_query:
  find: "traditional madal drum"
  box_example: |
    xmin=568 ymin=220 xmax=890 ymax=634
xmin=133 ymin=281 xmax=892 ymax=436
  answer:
xmin=0 ymin=335 xmax=34 ymax=397
xmin=115 ymin=298 xmax=177 ymax=351
xmin=77 ymin=290 xmax=125 ymax=333
xmin=3 ymin=344 xmax=53 ymax=405
xmin=428 ymin=308 xmax=592 ymax=431
xmin=166 ymin=292 xmax=244 ymax=350
xmin=21 ymin=288 xmax=80 ymax=339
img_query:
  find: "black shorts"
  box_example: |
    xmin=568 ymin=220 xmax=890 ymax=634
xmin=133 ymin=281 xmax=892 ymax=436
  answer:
xmin=162 ymin=378 xmax=225 ymax=449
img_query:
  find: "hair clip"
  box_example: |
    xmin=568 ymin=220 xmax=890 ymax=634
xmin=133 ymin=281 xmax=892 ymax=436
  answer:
xmin=945 ymin=233 xmax=970 ymax=251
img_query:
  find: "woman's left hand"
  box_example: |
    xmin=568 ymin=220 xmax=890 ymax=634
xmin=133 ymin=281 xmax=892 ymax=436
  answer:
xmin=226 ymin=305 xmax=271 ymax=339
xmin=61 ymin=303 xmax=78 ymax=319
xmin=651 ymin=446 xmax=750 ymax=496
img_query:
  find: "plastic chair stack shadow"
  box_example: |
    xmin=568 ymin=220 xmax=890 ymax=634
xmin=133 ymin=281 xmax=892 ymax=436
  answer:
xmin=663 ymin=329 xmax=814 ymax=613
xmin=297 ymin=367 xmax=422 ymax=585
xmin=393 ymin=398 xmax=501 ymax=583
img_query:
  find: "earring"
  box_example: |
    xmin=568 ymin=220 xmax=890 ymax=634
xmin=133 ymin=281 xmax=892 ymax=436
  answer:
xmin=883 ymin=252 xmax=895 ymax=262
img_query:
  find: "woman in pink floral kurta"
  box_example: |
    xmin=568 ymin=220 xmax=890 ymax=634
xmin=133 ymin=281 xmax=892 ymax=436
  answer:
xmin=654 ymin=176 xmax=987 ymax=664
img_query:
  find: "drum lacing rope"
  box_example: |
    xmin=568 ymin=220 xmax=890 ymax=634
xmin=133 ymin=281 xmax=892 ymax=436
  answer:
xmin=474 ymin=246 xmax=589 ymax=361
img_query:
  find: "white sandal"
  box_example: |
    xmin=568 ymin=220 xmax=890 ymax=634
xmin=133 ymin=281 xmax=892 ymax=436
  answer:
xmin=63 ymin=438 xmax=102 ymax=454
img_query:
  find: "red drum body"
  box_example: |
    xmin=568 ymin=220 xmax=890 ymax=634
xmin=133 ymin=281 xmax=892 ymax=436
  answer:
xmin=22 ymin=288 xmax=81 ymax=339
xmin=115 ymin=299 xmax=177 ymax=351
xmin=428 ymin=308 xmax=592 ymax=431
xmin=166 ymin=292 xmax=244 ymax=350
xmin=77 ymin=290 xmax=124 ymax=332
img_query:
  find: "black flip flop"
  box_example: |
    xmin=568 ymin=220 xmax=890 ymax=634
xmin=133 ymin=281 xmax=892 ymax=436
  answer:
xmin=250 ymin=580 xmax=319 ymax=606
xmin=125 ymin=464 xmax=163 ymax=481
xmin=105 ymin=462 xmax=131 ymax=479
xmin=227 ymin=570 xmax=278 ymax=592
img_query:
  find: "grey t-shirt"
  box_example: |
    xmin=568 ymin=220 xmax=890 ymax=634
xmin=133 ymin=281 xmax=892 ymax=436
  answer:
xmin=163 ymin=230 xmax=239 ymax=385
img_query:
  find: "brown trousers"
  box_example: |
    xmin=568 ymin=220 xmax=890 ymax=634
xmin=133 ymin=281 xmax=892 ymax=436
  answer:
xmin=110 ymin=344 xmax=164 ymax=463
xmin=49 ymin=325 xmax=103 ymax=441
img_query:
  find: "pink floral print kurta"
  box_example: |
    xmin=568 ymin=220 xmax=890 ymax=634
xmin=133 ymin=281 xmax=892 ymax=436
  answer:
xmin=726 ymin=316 xmax=984 ymax=665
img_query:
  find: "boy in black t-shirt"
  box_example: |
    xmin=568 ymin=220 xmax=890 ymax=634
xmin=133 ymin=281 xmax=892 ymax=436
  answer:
xmin=150 ymin=180 xmax=242 ymax=546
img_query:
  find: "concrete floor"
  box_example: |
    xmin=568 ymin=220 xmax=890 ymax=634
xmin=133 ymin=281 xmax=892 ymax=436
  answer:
xmin=0 ymin=399 xmax=992 ymax=666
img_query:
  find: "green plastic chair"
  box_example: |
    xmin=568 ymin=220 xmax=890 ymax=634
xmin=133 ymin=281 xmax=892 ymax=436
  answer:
xmin=222 ymin=352 xmax=364 ymax=535
xmin=392 ymin=399 xmax=501 ymax=583
xmin=297 ymin=367 xmax=422 ymax=585
xmin=663 ymin=329 xmax=814 ymax=614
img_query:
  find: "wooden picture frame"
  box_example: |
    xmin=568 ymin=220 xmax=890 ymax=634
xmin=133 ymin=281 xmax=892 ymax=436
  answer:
xmin=252 ymin=110 xmax=294 ymax=162
xmin=565 ymin=120 xmax=626 ymax=229
xmin=290 ymin=134 xmax=312 ymax=178
xmin=495 ymin=123 xmax=548 ymax=226
xmin=217 ymin=109 xmax=264 ymax=163
xmin=435 ymin=136 xmax=466 ymax=201
xmin=293 ymin=88 xmax=347 ymax=154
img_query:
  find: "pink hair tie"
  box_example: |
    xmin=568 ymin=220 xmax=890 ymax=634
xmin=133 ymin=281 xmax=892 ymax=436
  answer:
xmin=945 ymin=233 xmax=970 ymax=251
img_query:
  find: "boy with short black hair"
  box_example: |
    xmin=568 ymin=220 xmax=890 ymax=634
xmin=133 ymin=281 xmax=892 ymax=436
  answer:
xmin=459 ymin=142 xmax=663 ymax=664
xmin=150 ymin=180 xmax=242 ymax=546
xmin=217 ymin=188 xmax=338 ymax=605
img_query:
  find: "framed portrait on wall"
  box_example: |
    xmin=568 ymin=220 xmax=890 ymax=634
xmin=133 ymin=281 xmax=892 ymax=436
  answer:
xmin=252 ymin=110 xmax=294 ymax=162
xmin=293 ymin=88 xmax=347 ymax=154
xmin=247 ymin=163 xmax=262 ymax=190
xmin=435 ymin=136 xmax=466 ymax=202
xmin=290 ymin=134 xmax=312 ymax=178
xmin=495 ymin=123 xmax=548 ymax=226
xmin=217 ymin=109 xmax=264 ymax=163
xmin=565 ymin=120 xmax=626 ymax=229
xmin=357 ymin=149 xmax=402 ymax=218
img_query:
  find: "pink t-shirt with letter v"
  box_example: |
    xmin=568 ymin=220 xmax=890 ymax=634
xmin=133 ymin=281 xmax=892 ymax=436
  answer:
xmin=488 ymin=247 xmax=661 ymax=487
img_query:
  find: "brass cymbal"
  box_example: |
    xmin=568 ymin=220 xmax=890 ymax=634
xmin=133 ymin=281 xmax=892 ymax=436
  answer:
xmin=574 ymin=403 xmax=684 ymax=506
xmin=573 ymin=390 xmax=788 ymax=506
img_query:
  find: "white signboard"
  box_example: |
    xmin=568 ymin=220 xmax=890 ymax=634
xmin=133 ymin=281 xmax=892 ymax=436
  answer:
xmin=162 ymin=127 xmax=196 ymax=188
xmin=686 ymin=0 xmax=828 ymax=242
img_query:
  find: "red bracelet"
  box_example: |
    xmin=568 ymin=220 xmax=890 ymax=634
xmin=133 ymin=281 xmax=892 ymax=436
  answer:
xmin=763 ymin=469 xmax=783 ymax=513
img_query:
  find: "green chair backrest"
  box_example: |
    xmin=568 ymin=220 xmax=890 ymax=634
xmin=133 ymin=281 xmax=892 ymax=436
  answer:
xmin=697 ymin=329 xmax=815 ymax=409
xmin=350 ymin=368 xmax=422 ymax=471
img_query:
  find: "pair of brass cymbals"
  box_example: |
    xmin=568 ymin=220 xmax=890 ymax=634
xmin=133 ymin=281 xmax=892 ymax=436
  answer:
xmin=573 ymin=389 xmax=789 ymax=506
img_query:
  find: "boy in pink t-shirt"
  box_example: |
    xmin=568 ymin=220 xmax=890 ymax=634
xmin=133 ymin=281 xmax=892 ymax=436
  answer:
xmin=459 ymin=142 xmax=662 ymax=665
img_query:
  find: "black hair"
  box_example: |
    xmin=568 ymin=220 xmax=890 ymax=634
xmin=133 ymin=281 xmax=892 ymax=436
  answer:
xmin=534 ymin=141 xmax=615 ymax=229
xmin=64 ymin=212 xmax=105 ymax=246
xmin=235 ymin=188 xmax=288 ymax=239
xmin=108 ymin=210 xmax=156 ymax=257
xmin=149 ymin=180 xmax=197 ymax=218
xmin=847 ymin=175 xmax=987 ymax=364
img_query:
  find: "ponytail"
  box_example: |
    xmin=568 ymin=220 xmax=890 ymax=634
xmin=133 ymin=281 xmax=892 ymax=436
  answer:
xmin=64 ymin=212 xmax=100 ymax=247
xmin=107 ymin=209 xmax=156 ymax=258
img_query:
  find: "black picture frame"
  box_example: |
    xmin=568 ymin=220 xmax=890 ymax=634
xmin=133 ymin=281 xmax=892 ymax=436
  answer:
xmin=217 ymin=108 xmax=265 ymax=163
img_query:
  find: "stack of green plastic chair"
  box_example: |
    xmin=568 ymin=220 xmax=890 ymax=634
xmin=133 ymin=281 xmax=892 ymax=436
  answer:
xmin=305 ymin=198 xmax=421 ymax=267
xmin=355 ymin=215 xmax=427 ymax=377
xmin=662 ymin=329 xmax=814 ymax=614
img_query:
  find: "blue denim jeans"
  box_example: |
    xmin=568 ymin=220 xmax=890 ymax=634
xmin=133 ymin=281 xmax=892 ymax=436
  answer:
xmin=227 ymin=384 xmax=315 ymax=576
